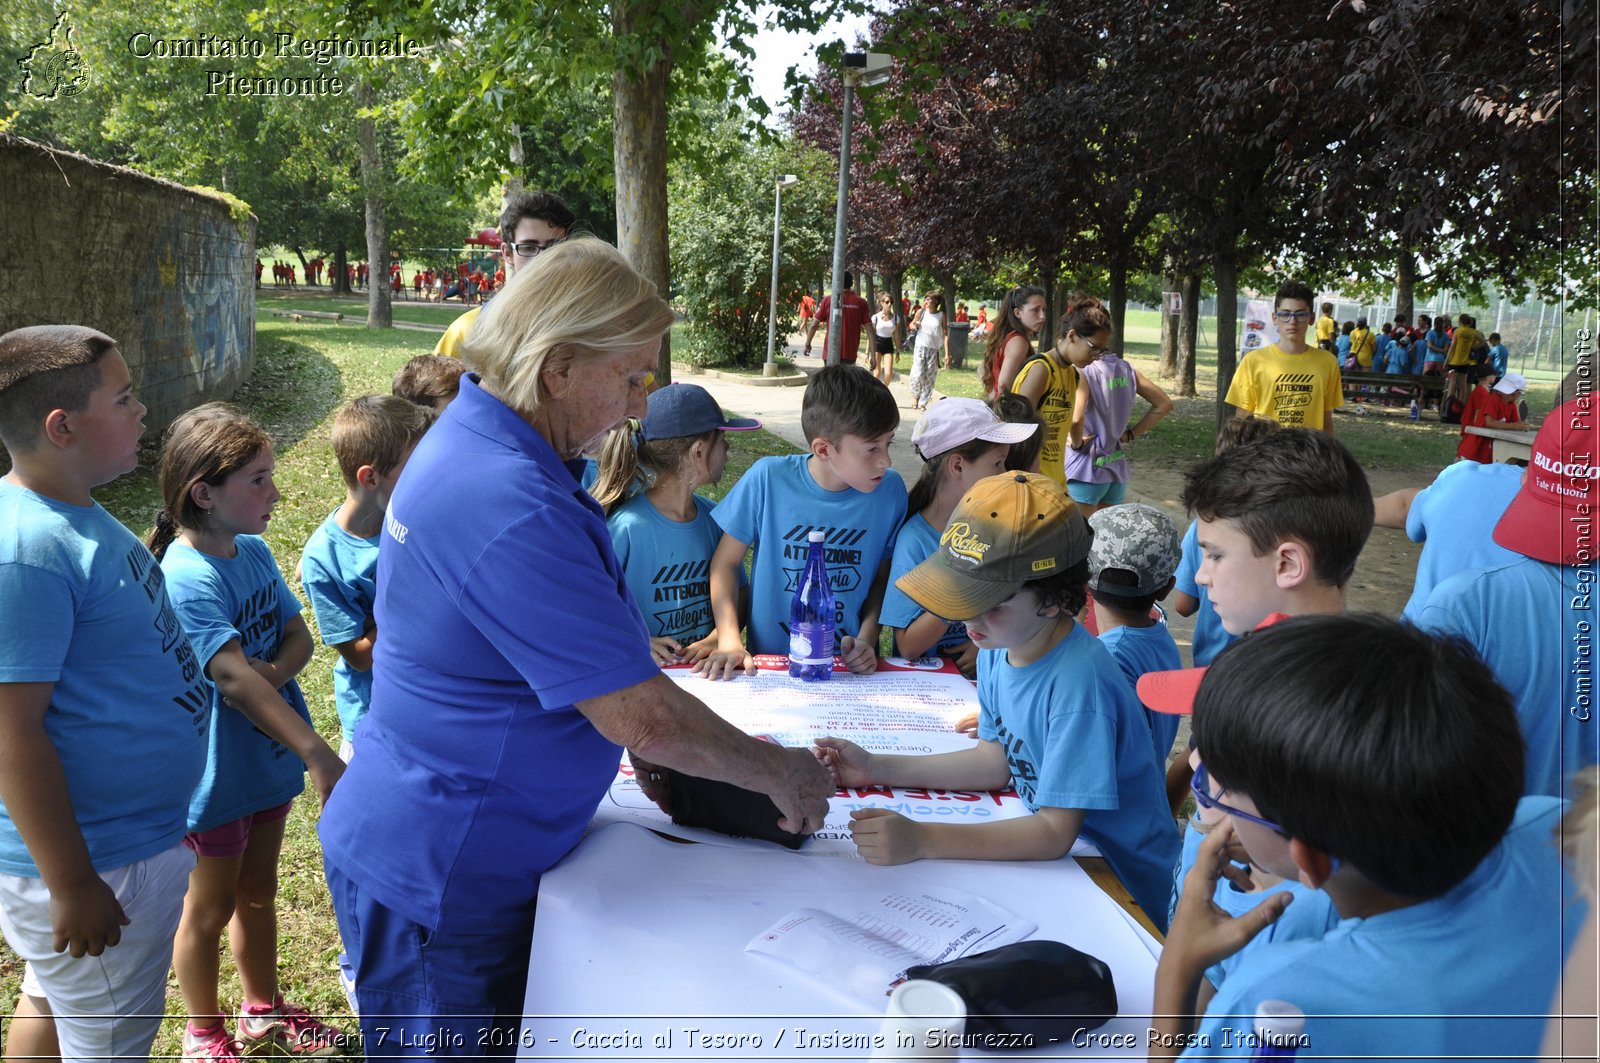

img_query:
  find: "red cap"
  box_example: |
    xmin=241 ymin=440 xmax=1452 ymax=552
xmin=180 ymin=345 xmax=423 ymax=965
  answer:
xmin=1137 ymin=613 xmax=1294 ymax=715
xmin=1492 ymin=400 xmax=1598 ymax=565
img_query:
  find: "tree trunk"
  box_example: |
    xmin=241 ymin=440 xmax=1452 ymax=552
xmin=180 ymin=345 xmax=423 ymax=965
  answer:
xmin=354 ymin=80 xmax=392 ymax=329
xmin=1037 ymin=255 xmax=1058 ymax=349
xmin=1180 ymin=273 xmax=1201 ymax=399
xmin=612 ymin=1 xmax=675 ymax=385
xmin=1395 ymin=248 xmax=1417 ymax=324
xmin=1106 ymin=250 xmax=1128 ymax=354
xmin=885 ymin=270 xmax=904 ymax=344
xmin=1213 ymin=252 xmax=1239 ymax=428
xmin=331 ymin=240 xmax=351 ymax=296
xmin=1159 ymin=266 xmax=1178 ymax=379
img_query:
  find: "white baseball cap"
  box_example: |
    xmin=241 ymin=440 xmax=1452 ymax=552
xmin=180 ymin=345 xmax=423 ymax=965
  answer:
xmin=912 ymin=398 xmax=1039 ymax=461
xmin=1492 ymin=372 xmax=1528 ymax=395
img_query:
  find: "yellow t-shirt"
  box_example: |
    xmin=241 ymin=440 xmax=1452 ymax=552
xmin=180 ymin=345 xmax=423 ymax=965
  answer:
xmin=1224 ymin=343 xmax=1344 ymax=429
xmin=1350 ymin=327 xmax=1375 ymax=368
xmin=1448 ymin=326 xmax=1479 ymax=367
xmin=1316 ymin=314 xmax=1337 ymax=344
xmin=434 ymin=306 xmax=482 ymax=358
xmin=1012 ymin=353 xmax=1079 ymax=487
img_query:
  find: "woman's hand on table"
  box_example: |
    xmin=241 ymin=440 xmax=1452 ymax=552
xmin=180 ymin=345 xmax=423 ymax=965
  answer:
xmin=813 ymin=736 xmax=876 ymax=788
xmin=838 ymin=635 xmax=877 ymax=674
xmin=847 ymin=808 xmax=922 ymax=864
xmin=627 ymin=750 xmax=673 ymax=815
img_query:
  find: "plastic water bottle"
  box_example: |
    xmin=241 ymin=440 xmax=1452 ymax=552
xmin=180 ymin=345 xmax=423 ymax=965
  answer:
xmin=1249 ymin=1000 xmax=1305 ymax=1060
xmin=1408 ymin=398 xmax=1420 ymax=421
xmin=789 ymin=530 xmax=836 ymax=681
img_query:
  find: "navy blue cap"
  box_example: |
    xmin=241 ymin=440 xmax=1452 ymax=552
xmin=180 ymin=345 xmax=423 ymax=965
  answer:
xmin=640 ymin=383 xmax=761 ymax=440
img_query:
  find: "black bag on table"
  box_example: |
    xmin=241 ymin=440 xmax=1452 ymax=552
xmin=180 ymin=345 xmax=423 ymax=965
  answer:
xmin=667 ymin=772 xmax=807 ymax=850
xmin=904 ymin=939 xmax=1117 ymax=1048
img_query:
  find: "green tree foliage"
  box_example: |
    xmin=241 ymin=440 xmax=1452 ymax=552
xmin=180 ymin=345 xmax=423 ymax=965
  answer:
xmin=669 ymin=127 xmax=836 ymax=368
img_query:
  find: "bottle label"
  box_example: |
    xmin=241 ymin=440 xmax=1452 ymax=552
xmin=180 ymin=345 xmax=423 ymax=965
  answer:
xmin=789 ymin=626 xmax=835 ymax=666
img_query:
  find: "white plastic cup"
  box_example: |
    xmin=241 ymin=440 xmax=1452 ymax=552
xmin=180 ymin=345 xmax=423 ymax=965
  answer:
xmin=870 ymin=979 xmax=967 ymax=1060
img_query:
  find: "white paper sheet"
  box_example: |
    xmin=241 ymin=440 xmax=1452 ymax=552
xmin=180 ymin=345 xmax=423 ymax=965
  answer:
xmin=589 ymin=663 xmax=1097 ymax=857
xmin=747 ymin=887 xmax=1037 ymax=1001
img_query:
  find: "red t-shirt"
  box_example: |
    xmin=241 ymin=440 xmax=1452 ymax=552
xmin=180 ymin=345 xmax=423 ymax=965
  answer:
xmin=1456 ymin=387 xmax=1519 ymax=463
xmin=799 ymin=295 xmax=816 ymax=319
xmin=815 ymin=292 xmax=871 ymax=363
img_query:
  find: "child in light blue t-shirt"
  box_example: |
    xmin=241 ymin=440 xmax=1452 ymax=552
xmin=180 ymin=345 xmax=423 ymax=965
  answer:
xmin=1085 ymin=503 xmax=1184 ymax=769
xmin=882 ymin=398 xmax=1037 ymax=676
xmin=1149 ymin=615 xmax=1579 ymax=1060
xmin=300 ymin=394 xmax=432 ymax=757
xmin=592 ymin=383 xmax=758 ymax=664
xmin=698 ymin=365 xmax=905 ymax=678
xmin=0 ymin=326 xmax=210 ymax=1061
xmin=148 ymin=404 xmax=346 ymax=1057
xmin=816 ymin=473 xmax=1179 ymax=931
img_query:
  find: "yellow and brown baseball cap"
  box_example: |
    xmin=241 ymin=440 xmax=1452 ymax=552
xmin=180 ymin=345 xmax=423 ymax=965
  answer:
xmin=895 ymin=472 xmax=1091 ymax=621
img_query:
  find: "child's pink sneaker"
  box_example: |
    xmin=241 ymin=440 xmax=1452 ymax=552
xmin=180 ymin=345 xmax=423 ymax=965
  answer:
xmin=183 ymin=1020 xmax=244 ymax=1062
xmin=237 ymin=995 xmax=346 ymax=1058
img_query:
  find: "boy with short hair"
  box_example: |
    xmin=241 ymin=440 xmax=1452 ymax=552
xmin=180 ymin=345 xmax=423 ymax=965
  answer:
xmin=1225 ymin=281 xmax=1344 ymax=432
xmin=1086 ymin=503 xmax=1184 ymax=767
xmin=1487 ymin=331 xmax=1510 ymax=378
xmin=300 ymin=394 xmax=433 ymax=759
xmin=1173 ymin=427 xmax=1374 ymax=636
xmin=1151 ymin=614 xmax=1576 ymax=1061
xmin=1421 ymin=403 xmax=1600 ymax=797
xmin=392 ymin=354 xmax=466 ymax=412
xmin=1314 ymin=302 xmax=1336 ymax=351
xmin=0 ymin=325 xmax=210 ymax=1059
xmin=696 ymin=364 xmax=905 ymax=678
xmin=815 ymin=473 xmax=1180 ymax=929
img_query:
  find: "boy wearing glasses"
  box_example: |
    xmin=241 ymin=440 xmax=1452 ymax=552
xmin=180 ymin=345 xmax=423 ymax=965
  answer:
xmin=1145 ymin=615 xmax=1576 ymax=1061
xmin=1223 ymin=281 xmax=1343 ymax=432
xmin=434 ymin=190 xmax=575 ymax=358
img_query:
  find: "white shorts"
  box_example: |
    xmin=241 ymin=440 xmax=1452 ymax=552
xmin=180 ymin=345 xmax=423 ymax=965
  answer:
xmin=0 ymin=843 xmax=194 ymax=1062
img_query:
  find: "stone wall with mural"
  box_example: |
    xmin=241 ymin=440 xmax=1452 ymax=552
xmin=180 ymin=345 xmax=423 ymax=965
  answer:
xmin=0 ymin=134 xmax=256 ymax=434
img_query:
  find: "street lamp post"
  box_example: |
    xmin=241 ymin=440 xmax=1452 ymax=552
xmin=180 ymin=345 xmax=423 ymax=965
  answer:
xmin=765 ymin=174 xmax=800 ymax=377
xmin=824 ymin=50 xmax=893 ymax=366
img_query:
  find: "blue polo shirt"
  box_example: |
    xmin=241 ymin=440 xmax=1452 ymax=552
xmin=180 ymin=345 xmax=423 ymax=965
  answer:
xmin=1184 ymin=797 xmax=1580 ymax=1060
xmin=1400 ymin=460 xmax=1522 ymax=620
xmin=318 ymin=375 xmax=658 ymax=934
xmin=1421 ymin=557 xmax=1600 ymax=798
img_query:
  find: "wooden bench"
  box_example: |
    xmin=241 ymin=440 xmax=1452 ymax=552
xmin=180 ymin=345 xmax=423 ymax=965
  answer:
xmin=1341 ymin=369 xmax=1446 ymax=411
xmin=268 ymin=309 xmax=344 ymax=323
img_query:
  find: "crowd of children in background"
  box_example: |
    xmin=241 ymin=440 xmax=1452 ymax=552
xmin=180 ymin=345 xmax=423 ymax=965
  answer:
xmin=0 ymin=260 xmax=1592 ymax=1062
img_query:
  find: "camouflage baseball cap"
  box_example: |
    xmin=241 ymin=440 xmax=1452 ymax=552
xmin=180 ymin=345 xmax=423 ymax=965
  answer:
xmin=1086 ymin=503 xmax=1182 ymax=597
xmin=895 ymin=472 xmax=1092 ymax=621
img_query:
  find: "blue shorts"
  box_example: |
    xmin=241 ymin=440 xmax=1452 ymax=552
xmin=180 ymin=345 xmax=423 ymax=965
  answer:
xmin=1066 ymin=480 xmax=1128 ymax=506
xmin=324 ymin=855 xmax=534 ymax=1057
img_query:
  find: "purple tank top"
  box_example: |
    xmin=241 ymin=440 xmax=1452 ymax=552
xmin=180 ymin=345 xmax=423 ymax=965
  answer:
xmin=1061 ymin=355 xmax=1135 ymax=484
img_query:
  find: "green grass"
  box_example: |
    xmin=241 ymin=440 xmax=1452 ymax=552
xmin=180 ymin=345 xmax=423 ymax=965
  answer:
xmin=255 ymin=289 xmax=469 ymax=329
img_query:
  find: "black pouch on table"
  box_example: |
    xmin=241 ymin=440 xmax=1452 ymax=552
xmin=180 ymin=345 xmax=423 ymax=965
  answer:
xmin=667 ymin=773 xmax=807 ymax=850
xmin=904 ymin=939 xmax=1117 ymax=1047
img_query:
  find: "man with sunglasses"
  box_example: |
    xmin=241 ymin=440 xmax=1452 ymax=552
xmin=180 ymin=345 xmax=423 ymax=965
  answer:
xmin=434 ymin=190 xmax=576 ymax=358
xmin=1223 ymin=281 xmax=1344 ymax=433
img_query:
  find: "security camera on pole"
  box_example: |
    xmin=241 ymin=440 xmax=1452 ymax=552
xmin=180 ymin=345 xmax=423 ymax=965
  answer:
xmin=765 ymin=174 xmax=800 ymax=377
xmin=824 ymin=50 xmax=893 ymax=367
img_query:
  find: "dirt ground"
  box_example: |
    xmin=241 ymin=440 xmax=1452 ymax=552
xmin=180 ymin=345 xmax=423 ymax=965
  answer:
xmin=1125 ymin=462 xmax=1424 ymax=664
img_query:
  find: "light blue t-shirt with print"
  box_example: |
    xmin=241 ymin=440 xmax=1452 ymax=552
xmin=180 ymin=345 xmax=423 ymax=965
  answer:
xmin=881 ymin=513 xmax=969 ymax=656
xmin=300 ymin=507 xmax=379 ymax=742
xmin=1489 ymin=343 xmax=1510 ymax=377
xmin=162 ymin=535 xmax=311 ymax=832
xmin=713 ymin=454 xmax=907 ymax=655
xmin=609 ymin=492 xmax=744 ymax=644
xmin=1182 ymin=798 xmax=1580 ymax=1061
xmin=1400 ymin=459 xmax=1523 ymax=620
xmin=1383 ymin=338 xmax=1409 ymax=374
xmin=977 ymin=622 xmax=1179 ymax=930
xmin=1175 ymin=519 xmax=1237 ymax=667
xmin=1421 ymin=558 xmax=1600 ymax=798
xmin=1099 ymin=621 xmax=1184 ymax=766
xmin=0 ymin=482 xmax=209 ymax=876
